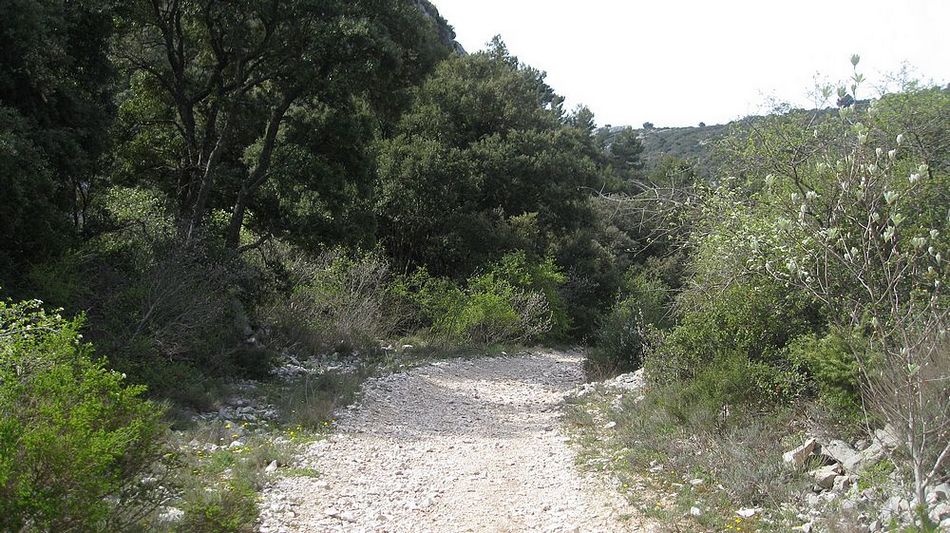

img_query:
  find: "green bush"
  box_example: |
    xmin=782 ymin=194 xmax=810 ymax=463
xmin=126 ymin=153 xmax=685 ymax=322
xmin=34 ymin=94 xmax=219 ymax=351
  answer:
xmin=789 ymin=331 xmax=862 ymax=419
xmin=265 ymin=248 xmax=400 ymax=355
xmin=179 ymin=478 xmax=258 ymax=533
xmin=394 ymin=252 xmax=563 ymax=345
xmin=27 ymin=230 xmax=262 ymax=405
xmin=658 ymin=354 xmax=763 ymax=428
xmin=586 ymin=297 xmax=651 ymax=378
xmin=645 ymin=281 xmax=819 ymax=388
xmin=586 ymin=265 xmax=682 ymax=378
xmin=0 ymin=298 xmax=166 ymax=531
xmin=472 ymin=251 xmax=569 ymax=336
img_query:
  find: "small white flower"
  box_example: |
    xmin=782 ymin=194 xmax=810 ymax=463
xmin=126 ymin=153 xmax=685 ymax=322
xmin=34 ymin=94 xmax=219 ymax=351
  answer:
xmin=930 ymin=229 xmax=939 ymax=239
xmin=883 ymin=227 xmax=895 ymax=241
xmin=875 ymin=148 xmax=883 ymax=158
xmin=888 ymin=149 xmax=897 ymax=160
xmin=884 ymin=191 xmax=899 ymax=205
xmin=806 ymin=190 xmax=818 ymax=201
xmin=896 ymin=134 xmax=904 ymax=145
xmin=791 ymin=192 xmax=800 ymax=203
xmin=911 ymin=237 xmax=927 ymax=249
xmin=909 ymin=173 xmax=920 ymax=184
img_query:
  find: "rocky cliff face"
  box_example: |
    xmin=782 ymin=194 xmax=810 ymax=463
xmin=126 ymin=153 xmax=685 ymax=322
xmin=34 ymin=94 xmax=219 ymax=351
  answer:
xmin=413 ymin=0 xmax=466 ymax=55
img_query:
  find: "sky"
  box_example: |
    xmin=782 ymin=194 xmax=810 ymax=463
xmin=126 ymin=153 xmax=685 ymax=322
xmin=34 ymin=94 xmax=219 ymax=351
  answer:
xmin=430 ymin=0 xmax=949 ymax=128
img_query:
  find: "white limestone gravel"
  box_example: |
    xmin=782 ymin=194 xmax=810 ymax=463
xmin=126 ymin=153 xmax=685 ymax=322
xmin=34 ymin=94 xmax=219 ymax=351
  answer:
xmin=258 ymin=350 xmax=650 ymax=532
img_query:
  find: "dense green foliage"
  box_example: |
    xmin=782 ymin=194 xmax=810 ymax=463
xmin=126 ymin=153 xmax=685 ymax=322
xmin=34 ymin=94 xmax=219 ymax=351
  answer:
xmin=2 ymin=1 xmax=580 ymax=523
xmin=585 ymin=67 xmax=949 ymax=523
xmin=0 ymin=0 xmax=115 ymax=283
xmin=376 ymin=40 xmax=599 ymax=277
xmin=0 ymin=298 xmax=166 ymax=530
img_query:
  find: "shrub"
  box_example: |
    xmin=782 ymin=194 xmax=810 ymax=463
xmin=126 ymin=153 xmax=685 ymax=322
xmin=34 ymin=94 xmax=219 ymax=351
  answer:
xmin=392 ymin=252 xmax=562 ymax=346
xmin=265 ymin=248 xmax=400 ymax=355
xmin=473 ymin=251 xmax=569 ymax=336
xmin=269 ymin=371 xmax=366 ymax=429
xmin=421 ymin=253 xmax=562 ymax=345
xmin=27 ymin=231 xmax=262 ymax=404
xmin=0 ymin=297 xmax=166 ymax=531
xmin=789 ymin=331 xmax=862 ymax=420
xmin=645 ymin=280 xmax=819 ymax=388
xmin=586 ymin=298 xmax=650 ymax=378
xmin=586 ymin=267 xmax=676 ymax=375
xmin=391 ymin=266 xmax=466 ymax=332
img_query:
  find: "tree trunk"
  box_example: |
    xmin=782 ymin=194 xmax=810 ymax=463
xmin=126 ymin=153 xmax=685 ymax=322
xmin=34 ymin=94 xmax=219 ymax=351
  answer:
xmin=223 ymin=93 xmax=295 ymax=249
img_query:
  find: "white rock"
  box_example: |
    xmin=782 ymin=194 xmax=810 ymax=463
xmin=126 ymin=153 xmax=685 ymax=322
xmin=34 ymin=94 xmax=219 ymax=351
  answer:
xmin=689 ymin=506 xmax=702 ymax=517
xmin=855 ymin=442 xmax=886 ymax=472
xmin=265 ymin=460 xmax=278 ymax=473
xmin=930 ymin=502 xmax=950 ymax=523
xmin=783 ymin=438 xmax=819 ymax=468
xmin=158 ymin=507 xmax=184 ymax=523
xmin=736 ymin=507 xmax=759 ymax=518
xmin=810 ymin=465 xmax=842 ymax=490
xmin=832 ymin=475 xmax=854 ymax=492
xmin=874 ymin=424 xmax=901 ymax=450
xmin=928 ymin=482 xmax=950 ymax=502
xmin=820 ymin=439 xmax=862 ymax=472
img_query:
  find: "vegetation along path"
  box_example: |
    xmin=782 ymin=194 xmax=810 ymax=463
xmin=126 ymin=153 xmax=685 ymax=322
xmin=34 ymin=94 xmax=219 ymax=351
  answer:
xmin=259 ymin=351 xmax=649 ymax=532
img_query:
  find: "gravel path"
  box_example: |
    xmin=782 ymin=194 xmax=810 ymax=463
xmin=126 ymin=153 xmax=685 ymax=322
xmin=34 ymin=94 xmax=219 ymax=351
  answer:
xmin=259 ymin=350 xmax=647 ymax=532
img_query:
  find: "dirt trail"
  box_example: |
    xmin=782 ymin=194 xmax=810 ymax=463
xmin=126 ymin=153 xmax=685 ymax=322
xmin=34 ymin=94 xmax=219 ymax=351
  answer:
xmin=259 ymin=351 xmax=648 ymax=532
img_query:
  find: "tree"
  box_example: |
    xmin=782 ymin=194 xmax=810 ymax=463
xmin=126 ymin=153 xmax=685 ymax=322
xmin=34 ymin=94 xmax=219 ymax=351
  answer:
xmin=0 ymin=0 xmax=115 ymax=283
xmin=374 ymin=39 xmax=598 ymax=277
xmin=114 ymin=0 xmax=447 ymax=249
xmin=606 ymin=127 xmax=644 ymax=182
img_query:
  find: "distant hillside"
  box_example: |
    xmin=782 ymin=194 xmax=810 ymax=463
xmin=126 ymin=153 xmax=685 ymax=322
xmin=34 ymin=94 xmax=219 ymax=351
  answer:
xmin=637 ymin=123 xmax=729 ymax=177
xmin=597 ymin=105 xmax=856 ymax=179
xmin=597 ymin=122 xmax=728 ymax=178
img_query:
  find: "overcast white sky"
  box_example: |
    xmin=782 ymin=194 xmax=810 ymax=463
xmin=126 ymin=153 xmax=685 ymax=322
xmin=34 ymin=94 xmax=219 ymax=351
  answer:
xmin=431 ymin=0 xmax=949 ymax=128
